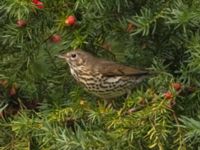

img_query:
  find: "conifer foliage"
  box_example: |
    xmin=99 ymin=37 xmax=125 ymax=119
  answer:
xmin=0 ymin=0 xmax=200 ymax=149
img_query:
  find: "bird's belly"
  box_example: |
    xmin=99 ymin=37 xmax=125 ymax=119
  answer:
xmin=71 ymin=70 xmax=140 ymax=99
xmin=91 ymin=88 xmax=127 ymax=99
xmin=84 ymin=76 xmax=136 ymax=99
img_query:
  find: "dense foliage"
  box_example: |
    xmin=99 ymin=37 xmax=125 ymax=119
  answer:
xmin=0 ymin=0 xmax=200 ymax=149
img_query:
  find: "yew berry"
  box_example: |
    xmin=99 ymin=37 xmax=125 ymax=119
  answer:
xmin=171 ymin=82 xmax=182 ymax=91
xmin=16 ymin=20 xmax=27 ymax=28
xmin=50 ymin=34 xmax=61 ymax=43
xmin=65 ymin=15 xmax=76 ymax=26
xmin=163 ymin=91 xmax=173 ymax=100
xmin=36 ymin=1 xmax=44 ymax=9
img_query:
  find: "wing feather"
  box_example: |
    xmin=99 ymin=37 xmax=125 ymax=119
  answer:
xmin=93 ymin=60 xmax=149 ymax=77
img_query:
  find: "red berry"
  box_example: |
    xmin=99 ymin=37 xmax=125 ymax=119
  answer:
xmin=163 ymin=91 xmax=173 ymax=100
xmin=9 ymin=83 xmax=17 ymax=97
xmin=16 ymin=20 xmax=27 ymax=28
xmin=32 ymin=0 xmax=39 ymax=4
xmin=65 ymin=15 xmax=76 ymax=26
xmin=171 ymin=83 xmax=182 ymax=91
xmin=36 ymin=1 xmax=44 ymax=9
xmin=50 ymin=34 xmax=61 ymax=43
xmin=9 ymin=86 xmax=16 ymax=96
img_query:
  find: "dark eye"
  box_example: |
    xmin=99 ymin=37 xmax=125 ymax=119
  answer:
xmin=71 ymin=54 xmax=76 ymax=58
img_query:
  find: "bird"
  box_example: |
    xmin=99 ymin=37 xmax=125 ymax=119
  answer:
xmin=58 ymin=49 xmax=150 ymax=99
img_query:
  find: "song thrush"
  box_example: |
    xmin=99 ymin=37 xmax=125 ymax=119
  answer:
xmin=58 ymin=50 xmax=150 ymax=99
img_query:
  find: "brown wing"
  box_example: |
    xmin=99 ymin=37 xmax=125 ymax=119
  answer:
xmin=95 ymin=60 xmax=149 ymax=77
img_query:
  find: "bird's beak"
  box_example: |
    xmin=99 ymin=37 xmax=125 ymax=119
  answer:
xmin=57 ymin=54 xmax=66 ymax=59
xmin=56 ymin=53 xmax=70 ymax=63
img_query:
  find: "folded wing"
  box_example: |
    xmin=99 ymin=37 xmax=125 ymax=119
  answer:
xmin=95 ymin=60 xmax=149 ymax=77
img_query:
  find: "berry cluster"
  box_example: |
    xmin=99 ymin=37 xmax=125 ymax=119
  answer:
xmin=15 ymin=1 xmax=77 ymax=45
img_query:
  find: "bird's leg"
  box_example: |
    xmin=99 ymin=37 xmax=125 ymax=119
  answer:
xmin=96 ymin=99 xmax=113 ymax=108
xmin=103 ymin=98 xmax=118 ymax=109
xmin=105 ymin=99 xmax=113 ymax=108
xmin=126 ymin=90 xmax=132 ymax=99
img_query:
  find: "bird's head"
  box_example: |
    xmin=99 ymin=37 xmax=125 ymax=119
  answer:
xmin=58 ymin=50 xmax=91 ymax=67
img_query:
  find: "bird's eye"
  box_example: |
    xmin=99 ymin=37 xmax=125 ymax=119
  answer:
xmin=71 ymin=54 xmax=76 ymax=58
